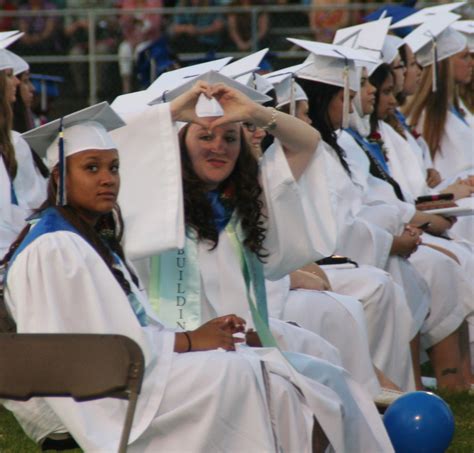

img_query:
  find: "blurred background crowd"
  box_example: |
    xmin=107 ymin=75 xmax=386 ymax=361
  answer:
xmin=1 ymin=1 xmax=470 ymax=120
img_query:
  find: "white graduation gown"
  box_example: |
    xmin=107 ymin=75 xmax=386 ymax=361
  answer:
xmin=428 ymin=110 xmax=474 ymax=183
xmin=338 ymin=130 xmax=470 ymax=348
xmin=380 ymin=120 xmax=474 ymax=244
xmin=265 ymin=275 xmax=382 ymax=396
xmin=5 ymin=229 xmax=308 ymax=452
xmin=134 ymin=136 xmax=393 ymax=451
xmin=0 ymin=132 xmax=47 ymax=257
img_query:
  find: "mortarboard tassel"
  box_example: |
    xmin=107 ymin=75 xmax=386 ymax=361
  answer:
xmin=432 ymin=39 xmax=438 ymax=93
xmin=57 ymin=117 xmax=67 ymax=206
xmin=289 ymin=77 xmax=296 ymax=117
xmin=342 ymin=62 xmax=350 ymax=129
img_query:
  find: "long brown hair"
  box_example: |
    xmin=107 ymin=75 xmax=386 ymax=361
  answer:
xmin=402 ymin=60 xmax=452 ymax=160
xmin=458 ymin=67 xmax=474 ymax=114
xmin=179 ymin=124 xmax=267 ymax=259
xmin=0 ymin=70 xmax=17 ymax=180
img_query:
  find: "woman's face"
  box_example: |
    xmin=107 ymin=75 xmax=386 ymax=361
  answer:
xmin=451 ymin=47 xmax=473 ymax=85
xmin=402 ymin=46 xmax=422 ymax=96
xmin=360 ymin=69 xmax=376 ymax=116
xmin=390 ymin=54 xmax=406 ymax=95
xmin=19 ymin=71 xmax=35 ymax=108
xmin=4 ymin=68 xmax=20 ymax=104
xmin=327 ymin=89 xmax=356 ymax=130
xmin=185 ymin=121 xmax=241 ymax=190
xmin=64 ymin=149 xmax=120 ymax=225
xmin=376 ymin=73 xmax=397 ymax=120
xmin=242 ymin=122 xmax=266 ymax=159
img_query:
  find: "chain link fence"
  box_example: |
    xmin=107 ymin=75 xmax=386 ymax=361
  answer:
xmin=1 ymin=2 xmax=472 ymax=118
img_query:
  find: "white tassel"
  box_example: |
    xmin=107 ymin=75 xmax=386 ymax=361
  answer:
xmin=290 ymin=78 xmax=296 ymax=117
xmin=432 ymin=40 xmax=438 ymax=93
xmin=342 ymin=64 xmax=350 ymax=129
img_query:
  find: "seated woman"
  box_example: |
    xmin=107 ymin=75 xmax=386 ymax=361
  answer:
xmin=0 ymin=39 xmax=48 ymax=259
xmin=4 ymin=94 xmax=332 ymax=452
xmin=336 ymin=62 xmax=474 ymax=392
xmin=128 ymin=76 xmax=394 ymax=450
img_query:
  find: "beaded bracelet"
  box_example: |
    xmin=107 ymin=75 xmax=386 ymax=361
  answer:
xmin=183 ymin=331 xmax=192 ymax=352
xmin=261 ymin=108 xmax=278 ymax=132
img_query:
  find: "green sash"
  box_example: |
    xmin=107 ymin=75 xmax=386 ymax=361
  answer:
xmin=148 ymin=216 xmax=278 ymax=347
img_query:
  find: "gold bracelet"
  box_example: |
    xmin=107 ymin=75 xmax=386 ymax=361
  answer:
xmin=261 ymin=107 xmax=278 ymax=132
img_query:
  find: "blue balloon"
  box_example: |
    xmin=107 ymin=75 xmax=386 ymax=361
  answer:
xmin=383 ymin=391 xmax=455 ymax=453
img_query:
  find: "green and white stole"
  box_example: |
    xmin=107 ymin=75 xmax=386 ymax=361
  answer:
xmin=148 ymin=215 xmax=277 ymax=347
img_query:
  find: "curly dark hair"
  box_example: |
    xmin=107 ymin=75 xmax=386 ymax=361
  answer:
xmin=296 ymin=78 xmax=351 ymax=176
xmin=179 ymin=123 xmax=267 ymax=259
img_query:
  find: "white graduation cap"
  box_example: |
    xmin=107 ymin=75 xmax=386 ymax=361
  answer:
xmin=391 ymin=2 xmax=466 ymax=29
xmin=334 ymin=18 xmax=392 ymax=61
xmin=274 ymin=78 xmax=308 ymax=110
xmin=0 ymin=32 xmax=24 ymax=71
xmin=263 ymin=62 xmax=312 ymax=115
xmin=288 ymin=39 xmax=377 ymax=128
xmin=146 ymin=56 xmax=232 ymax=103
xmin=382 ymin=35 xmax=405 ymax=64
xmin=246 ymin=73 xmax=274 ymax=95
xmin=148 ymin=70 xmax=272 ymax=119
xmin=5 ymin=50 xmax=29 ymax=75
xmin=404 ymin=13 xmax=466 ymax=92
xmin=22 ymin=102 xmax=125 ymax=206
xmin=452 ymin=20 xmax=474 ymax=52
xmin=220 ymin=48 xmax=269 ymax=82
xmin=0 ymin=31 xmax=21 ymax=42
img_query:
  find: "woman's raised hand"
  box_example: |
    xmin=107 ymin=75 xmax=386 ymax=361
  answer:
xmin=169 ymin=81 xmax=214 ymax=128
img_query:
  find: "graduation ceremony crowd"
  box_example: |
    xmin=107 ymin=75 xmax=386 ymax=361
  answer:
xmin=0 ymin=1 xmax=474 ymax=451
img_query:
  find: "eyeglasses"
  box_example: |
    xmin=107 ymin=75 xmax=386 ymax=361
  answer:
xmin=243 ymin=122 xmax=257 ymax=132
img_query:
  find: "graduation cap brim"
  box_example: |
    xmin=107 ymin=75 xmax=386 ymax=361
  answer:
xmin=220 ymin=48 xmax=269 ymax=78
xmin=0 ymin=32 xmax=24 ymax=49
xmin=404 ymin=12 xmax=461 ymax=54
xmin=452 ymin=20 xmax=474 ymax=35
xmin=333 ymin=17 xmax=392 ymax=57
xmin=391 ymin=1 xmax=466 ymax=29
xmin=22 ymin=101 xmax=125 ymax=158
xmin=148 ymin=70 xmax=272 ymax=106
xmin=263 ymin=61 xmax=314 ymax=85
xmin=287 ymin=38 xmax=379 ymax=63
xmin=146 ymin=56 xmax=233 ymax=100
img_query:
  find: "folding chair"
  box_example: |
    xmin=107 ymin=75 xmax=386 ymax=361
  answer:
xmin=0 ymin=333 xmax=145 ymax=453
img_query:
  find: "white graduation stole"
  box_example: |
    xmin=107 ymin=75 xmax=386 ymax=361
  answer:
xmin=148 ymin=217 xmax=278 ymax=347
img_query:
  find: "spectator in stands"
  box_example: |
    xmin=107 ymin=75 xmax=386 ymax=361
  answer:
xmin=309 ymin=0 xmax=350 ymax=43
xmin=0 ymin=0 xmax=17 ymax=31
xmin=16 ymin=0 xmax=63 ymax=55
xmin=227 ymin=0 xmax=269 ymax=52
xmin=169 ymin=0 xmax=225 ymax=54
xmin=64 ymin=0 xmax=120 ymax=98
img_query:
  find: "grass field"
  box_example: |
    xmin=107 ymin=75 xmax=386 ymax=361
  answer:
xmin=1 ymin=391 xmax=473 ymax=452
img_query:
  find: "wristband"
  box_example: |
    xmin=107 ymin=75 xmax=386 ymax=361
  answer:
xmin=183 ymin=331 xmax=192 ymax=352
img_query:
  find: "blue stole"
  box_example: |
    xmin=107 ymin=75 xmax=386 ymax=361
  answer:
xmin=345 ymin=127 xmax=391 ymax=174
xmin=8 ymin=208 xmax=147 ymax=327
xmin=449 ymin=104 xmax=468 ymax=126
xmin=206 ymin=189 xmax=232 ymax=233
xmin=10 ymin=183 xmax=18 ymax=206
xmin=394 ymin=109 xmax=410 ymax=133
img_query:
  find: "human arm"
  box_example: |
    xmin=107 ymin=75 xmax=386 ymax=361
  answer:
xmin=174 ymin=315 xmax=246 ymax=352
xmin=426 ymin=168 xmax=442 ymax=188
xmin=410 ymin=210 xmax=455 ymax=236
xmin=210 ymin=83 xmax=321 ymax=180
xmin=390 ymin=226 xmax=422 ymax=257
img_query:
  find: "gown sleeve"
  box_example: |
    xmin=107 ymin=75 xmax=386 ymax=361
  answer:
xmin=260 ymin=140 xmax=337 ymax=279
xmin=5 ymin=231 xmax=175 ymax=451
xmin=111 ymin=103 xmax=185 ymax=260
